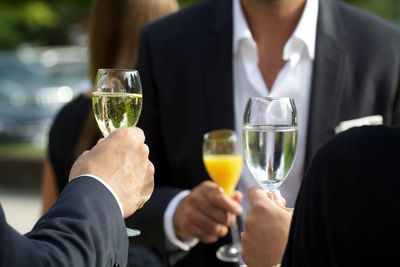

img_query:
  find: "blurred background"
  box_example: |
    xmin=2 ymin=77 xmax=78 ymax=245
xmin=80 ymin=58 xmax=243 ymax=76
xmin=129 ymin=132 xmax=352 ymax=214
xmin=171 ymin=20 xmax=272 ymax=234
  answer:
xmin=0 ymin=0 xmax=399 ymax=233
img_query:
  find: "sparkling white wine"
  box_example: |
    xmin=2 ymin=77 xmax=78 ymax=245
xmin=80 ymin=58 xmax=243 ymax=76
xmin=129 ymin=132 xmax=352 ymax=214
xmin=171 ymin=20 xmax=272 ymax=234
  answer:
xmin=243 ymin=125 xmax=298 ymax=191
xmin=92 ymin=92 xmax=142 ymax=137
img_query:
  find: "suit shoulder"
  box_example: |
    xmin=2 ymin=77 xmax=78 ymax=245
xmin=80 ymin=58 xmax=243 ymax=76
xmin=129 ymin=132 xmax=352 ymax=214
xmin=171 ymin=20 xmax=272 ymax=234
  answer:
xmin=337 ymin=2 xmax=400 ymax=43
xmin=48 ymin=94 xmax=89 ymax=154
xmin=50 ymin=94 xmax=89 ymax=134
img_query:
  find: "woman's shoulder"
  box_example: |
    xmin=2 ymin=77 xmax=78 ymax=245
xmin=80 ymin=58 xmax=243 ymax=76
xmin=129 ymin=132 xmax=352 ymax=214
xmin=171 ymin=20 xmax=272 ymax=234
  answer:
xmin=48 ymin=93 xmax=91 ymax=150
xmin=51 ymin=94 xmax=91 ymax=133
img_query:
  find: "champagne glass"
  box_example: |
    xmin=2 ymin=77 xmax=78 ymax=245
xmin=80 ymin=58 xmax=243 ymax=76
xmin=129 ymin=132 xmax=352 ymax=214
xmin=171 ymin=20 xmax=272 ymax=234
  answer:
xmin=202 ymin=129 xmax=243 ymax=262
xmin=243 ymin=97 xmax=298 ymax=192
xmin=92 ymin=69 xmax=142 ymax=237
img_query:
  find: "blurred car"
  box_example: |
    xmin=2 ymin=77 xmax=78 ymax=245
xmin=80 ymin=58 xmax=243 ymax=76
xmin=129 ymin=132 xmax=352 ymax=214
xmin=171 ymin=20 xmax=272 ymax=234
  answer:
xmin=0 ymin=47 xmax=89 ymax=146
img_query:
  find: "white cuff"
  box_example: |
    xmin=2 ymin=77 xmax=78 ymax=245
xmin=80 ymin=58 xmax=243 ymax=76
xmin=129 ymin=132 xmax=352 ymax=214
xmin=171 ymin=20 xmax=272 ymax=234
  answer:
xmin=75 ymin=174 xmax=124 ymax=217
xmin=164 ymin=190 xmax=199 ymax=251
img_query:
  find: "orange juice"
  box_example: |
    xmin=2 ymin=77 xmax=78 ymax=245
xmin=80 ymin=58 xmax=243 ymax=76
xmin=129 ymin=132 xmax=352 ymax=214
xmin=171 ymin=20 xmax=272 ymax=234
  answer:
xmin=203 ymin=154 xmax=243 ymax=195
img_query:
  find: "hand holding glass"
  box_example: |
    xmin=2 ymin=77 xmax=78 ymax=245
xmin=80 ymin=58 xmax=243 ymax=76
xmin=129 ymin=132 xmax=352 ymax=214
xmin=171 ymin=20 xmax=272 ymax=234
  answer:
xmin=202 ymin=129 xmax=243 ymax=262
xmin=92 ymin=69 xmax=142 ymax=236
xmin=243 ymin=97 xmax=298 ymax=192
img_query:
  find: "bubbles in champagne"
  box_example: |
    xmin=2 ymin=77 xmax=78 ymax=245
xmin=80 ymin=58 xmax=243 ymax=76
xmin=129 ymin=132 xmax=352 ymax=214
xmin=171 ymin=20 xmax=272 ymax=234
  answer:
xmin=92 ymin=92 xmax=142 ymax=137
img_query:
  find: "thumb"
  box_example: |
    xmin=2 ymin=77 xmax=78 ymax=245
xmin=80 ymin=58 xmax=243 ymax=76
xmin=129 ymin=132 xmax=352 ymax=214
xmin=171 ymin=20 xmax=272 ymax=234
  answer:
xmin=248 ymin=186 xmax=271 ymax=205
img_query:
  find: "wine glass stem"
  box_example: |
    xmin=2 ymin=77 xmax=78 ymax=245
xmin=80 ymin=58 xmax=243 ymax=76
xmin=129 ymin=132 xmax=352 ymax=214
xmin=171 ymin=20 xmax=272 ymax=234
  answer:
xmin=228 ymin=213 xmax=242 ymax=251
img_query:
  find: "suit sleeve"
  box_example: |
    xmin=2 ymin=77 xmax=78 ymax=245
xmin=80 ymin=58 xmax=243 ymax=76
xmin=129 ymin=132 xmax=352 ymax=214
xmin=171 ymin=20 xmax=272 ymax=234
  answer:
xmin=0 ymin=177 xmax=128 ymax=267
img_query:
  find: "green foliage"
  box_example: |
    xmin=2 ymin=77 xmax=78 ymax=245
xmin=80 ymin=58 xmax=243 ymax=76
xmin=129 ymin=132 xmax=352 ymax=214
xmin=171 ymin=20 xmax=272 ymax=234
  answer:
xmin=0 ymin=0 xmax=90 ymax=49
xmin=179 ymin=0 xmax=201 ymax=8
xmin=0 ymin=142 xmax=44 ymax=160
xmin=176 ymin=0 xmax=400 ymax=23
xmin=0 ymin=0 xmax=397 ymax=49
xmin=23 ymin=2 xmax=58 ymax=27
xmin=344 ymin=0 xmax=400 ymax=23
xmin=0 ymin=2 xmax=58 ymax=48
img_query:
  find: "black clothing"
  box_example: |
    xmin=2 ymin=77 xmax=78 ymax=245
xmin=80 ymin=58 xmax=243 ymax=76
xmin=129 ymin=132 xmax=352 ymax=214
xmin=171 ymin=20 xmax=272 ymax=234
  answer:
xmin=132 ymin=0 xmax=400 ymax=266
xmin=283 ymin=126 xmax=400 ymax=266
xmin=48 ymin=94 xmax=100 ymax=193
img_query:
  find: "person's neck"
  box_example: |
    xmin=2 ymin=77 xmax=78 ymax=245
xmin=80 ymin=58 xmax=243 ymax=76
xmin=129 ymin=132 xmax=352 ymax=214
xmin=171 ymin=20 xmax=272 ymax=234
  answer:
xmin=241 ymin=0 xmax=306 ymax=46
xmin=240 ymin=0 xmax=306 ymax=89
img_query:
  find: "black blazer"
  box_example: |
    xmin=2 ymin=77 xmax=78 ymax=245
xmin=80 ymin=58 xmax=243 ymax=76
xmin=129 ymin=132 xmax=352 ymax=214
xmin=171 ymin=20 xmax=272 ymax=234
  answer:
xmin=130 ymin=0 xmax=400 ymax=266
xmin=0 ymin=177 xmax=128 ymax=267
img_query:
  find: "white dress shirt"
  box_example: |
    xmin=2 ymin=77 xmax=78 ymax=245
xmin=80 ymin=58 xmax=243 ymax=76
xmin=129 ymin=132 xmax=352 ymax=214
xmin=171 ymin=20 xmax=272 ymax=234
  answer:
xmin=234 ymin=0 xmax=319 ymax=209
xmin=163 ymin=0 xmax=319 ymax=252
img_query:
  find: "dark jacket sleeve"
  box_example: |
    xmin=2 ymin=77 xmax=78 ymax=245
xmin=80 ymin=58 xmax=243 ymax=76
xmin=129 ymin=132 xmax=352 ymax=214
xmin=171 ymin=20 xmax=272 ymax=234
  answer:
xmin=0 ymin=177 xmax=128 ymax=267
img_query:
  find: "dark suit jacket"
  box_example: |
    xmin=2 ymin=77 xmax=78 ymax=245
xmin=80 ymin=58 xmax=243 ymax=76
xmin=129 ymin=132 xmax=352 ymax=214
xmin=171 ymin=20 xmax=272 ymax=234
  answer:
xmin=1 ymin=177 xmax=128 ymax=267
xmin=130 ymin=0 xmax=400 ymax=266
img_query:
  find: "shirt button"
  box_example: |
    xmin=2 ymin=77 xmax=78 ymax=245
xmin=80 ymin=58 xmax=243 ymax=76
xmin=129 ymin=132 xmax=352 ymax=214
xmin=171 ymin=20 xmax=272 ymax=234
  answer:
xmin=113 ymin=263 xmax=119 ymax=267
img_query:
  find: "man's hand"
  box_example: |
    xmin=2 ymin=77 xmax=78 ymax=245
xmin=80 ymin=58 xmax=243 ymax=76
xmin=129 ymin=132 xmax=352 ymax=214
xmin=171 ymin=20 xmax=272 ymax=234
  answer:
xmin=69 ymin=127 xmax=154 ymax=218
xmin=241 ymin=187 xmax=293 ymax=267
xmin=173 ymin=181 xmax=243 ymax=243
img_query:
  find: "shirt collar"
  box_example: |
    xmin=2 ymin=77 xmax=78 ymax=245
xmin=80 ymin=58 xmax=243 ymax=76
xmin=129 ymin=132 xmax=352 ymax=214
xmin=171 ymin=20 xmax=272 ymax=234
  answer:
xmin=233 ymin=0 xmax=253 ymax=54
xmin=233 ymin=0 xmax=319 ymax=61
xmin=284 ymin=0 xmax=319 ymax=61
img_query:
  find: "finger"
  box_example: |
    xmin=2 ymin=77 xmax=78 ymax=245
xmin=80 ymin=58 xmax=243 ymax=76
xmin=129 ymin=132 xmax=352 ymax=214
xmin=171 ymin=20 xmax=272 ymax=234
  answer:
xmin=96 ymin=138 xmax=105 ymax=144
xmin=194 ymin=221 xmax=228 ymax=242
xmin=232 ymin=190 xmax=243 ymax=203
xmin=191 ymin=212 xmax=229 ymax=238
xmin=248 ymin=186 xmax=269 ymax=204
xmin=179 ymin=201 xmax=228 ymax=242
xmin=195 ymin=199 xmax=229 ymax=225
xmin=143 ymin=161 xmax=155 ymax=197
xmin=80 ymin=150 xmax=90 ymax=157
xmin=272 ymin=190 xmax=286 ymax=207
xmin=266 ymin=191 xmax=274 ymax=199
xmin=134 ymin=127 xmax=145 ymax=142
xmin=188 ymin=223 xmax=225 ymax=244
xmin=147 ymin=160 xmax=155 ymax=176
xmin=131 ymin=127 xmax=145 ymax=143
xmin=203 ymin=186 xmax=243 ymax=215
xmin=190 ymin=184 xmax=230 ymax=224
xmin=265 ymin=190 xmax=286 ymax=207
xmin=143 ymin=143 xmax=150 ymax=156
xmin=111 ymin=127 xmax=145 ymax=144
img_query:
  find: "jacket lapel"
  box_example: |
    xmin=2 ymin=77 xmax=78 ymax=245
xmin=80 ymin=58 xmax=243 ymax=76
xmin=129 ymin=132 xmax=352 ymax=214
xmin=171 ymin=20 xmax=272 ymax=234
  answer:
xmin=306 ymin=0 xmax=348 ymax=166
xmin=201 ymin=0 xmax=235 ymax=131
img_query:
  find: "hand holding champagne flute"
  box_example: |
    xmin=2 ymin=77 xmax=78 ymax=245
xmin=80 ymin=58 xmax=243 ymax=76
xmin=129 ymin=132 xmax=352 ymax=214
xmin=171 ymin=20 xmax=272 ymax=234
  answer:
xmin=203 ymin=129 xmax=243 ymax=262
xmin=92 ymin=69 xmax=143 ymax=236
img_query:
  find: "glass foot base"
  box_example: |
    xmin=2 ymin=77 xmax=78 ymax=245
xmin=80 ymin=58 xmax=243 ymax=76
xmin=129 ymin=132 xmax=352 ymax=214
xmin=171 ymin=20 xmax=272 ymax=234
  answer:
xmin=126 ymin=228 xmax=141 ymax=237
xmin=216 ymin=244 xmax=241 ymax=262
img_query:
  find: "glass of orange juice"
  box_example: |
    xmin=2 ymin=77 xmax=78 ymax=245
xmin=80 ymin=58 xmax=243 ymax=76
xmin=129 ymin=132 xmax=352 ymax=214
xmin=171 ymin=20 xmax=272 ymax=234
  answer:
xmin=202 ymin=129 xmax=243 ymax=262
